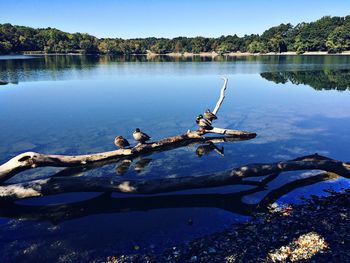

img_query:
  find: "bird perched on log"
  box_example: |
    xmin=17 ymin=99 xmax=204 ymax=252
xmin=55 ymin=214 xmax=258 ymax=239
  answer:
xmin=133 ymin=128 xmax=151 ymax=144
xmin=114 ymin=136 xmax=130 ymax=149
xmin=196 ymin=114 xmax=213 ymax=130
xmin=204 ymin=109 xmax=217 ymax=122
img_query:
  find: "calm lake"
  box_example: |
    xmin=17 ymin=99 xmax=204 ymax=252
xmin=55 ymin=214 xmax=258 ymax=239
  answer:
xmin=1 ymin=55 xmax=350 ymax=262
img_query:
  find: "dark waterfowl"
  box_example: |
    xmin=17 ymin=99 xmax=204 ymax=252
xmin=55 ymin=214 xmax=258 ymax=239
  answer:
xmin=133 ymin=128 xmax=151 ymax=144
xmin=204 ymin=109 xmax=217 ymax=121
xmin=195 ymin=114 xmax=213 ymax=130
xmin=114 ymin=136 xmax=130 ymax=149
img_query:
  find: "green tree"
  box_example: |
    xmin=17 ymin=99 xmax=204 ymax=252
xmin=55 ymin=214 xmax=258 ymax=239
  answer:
xmin=326 ymin=26 xmax=350 ymax=53
xmin=0 ymin=41 xmax=12 ymax=54
xmin=261 ymin=23 xmax=292 ymax=52
xmin=247 ymin=40 xmax=266 ymax=53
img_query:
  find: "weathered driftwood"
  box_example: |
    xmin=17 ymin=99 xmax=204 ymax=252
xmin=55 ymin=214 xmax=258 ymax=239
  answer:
xmin=0 ymin=129 xmax=256 ymax=183
xmin=52 ymin=136 xmax=249 ymax=179
xmin=0 ymin=77 xmax=256 ymax=183
xmin=212 ymin=77 xmax=228 ymax=115
xmin=0 ymin=154 xmax=348 ymax=200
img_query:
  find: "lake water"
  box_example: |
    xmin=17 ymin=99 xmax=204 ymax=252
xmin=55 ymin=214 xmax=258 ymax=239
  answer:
xmin=0 ymin=55 xmax=350 ymax=262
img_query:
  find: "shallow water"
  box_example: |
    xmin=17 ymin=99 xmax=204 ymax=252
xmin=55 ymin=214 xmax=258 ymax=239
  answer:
xmin=0 ymin=55 xmax=350 ymax=261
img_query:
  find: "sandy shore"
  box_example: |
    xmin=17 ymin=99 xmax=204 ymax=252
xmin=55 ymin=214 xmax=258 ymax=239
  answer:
xmin=17 ymin=50 xmax=350 ymax=57
xmin=148 ymin=51 xmax=350 ymax=57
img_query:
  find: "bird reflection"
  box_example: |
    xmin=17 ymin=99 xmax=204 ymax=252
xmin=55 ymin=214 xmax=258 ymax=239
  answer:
xmin=134 ymin=158 xmax=152 ymax=173
xmin=196 ymin=142 xmax=224 ymax=157
xmin=115 ymin=160 xmax=132 ymax=175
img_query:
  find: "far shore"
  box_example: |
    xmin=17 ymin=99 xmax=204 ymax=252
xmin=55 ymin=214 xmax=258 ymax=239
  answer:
xmin=9 ymin=50 xmax=350 ymax=57
xmin=150 ymin=50 xmax=350 ymax=57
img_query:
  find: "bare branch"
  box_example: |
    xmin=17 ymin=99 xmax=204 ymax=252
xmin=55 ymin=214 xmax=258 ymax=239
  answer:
xmin=212 ymin=77 xmax=228 ymax=115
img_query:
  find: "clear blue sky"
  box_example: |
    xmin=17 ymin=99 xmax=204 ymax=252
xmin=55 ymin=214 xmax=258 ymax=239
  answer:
xmin=1 ymin=0 xmax=349 ymax=39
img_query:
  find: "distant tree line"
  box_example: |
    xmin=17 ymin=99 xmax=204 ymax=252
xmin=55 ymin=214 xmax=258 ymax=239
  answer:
xmin=1 ymin=16 xmax=350 ymax=55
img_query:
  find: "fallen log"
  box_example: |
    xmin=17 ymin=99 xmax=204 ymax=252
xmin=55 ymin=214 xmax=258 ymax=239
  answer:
xmin=0 ymin=77 xmax=257 ymax=183
xmin=0 ymin=129 xmax=256 ymax=183
xmin=0 ymin=154 xmax=348 ymax=200
xmin=51 ymin=135 xmax=249 ymax=179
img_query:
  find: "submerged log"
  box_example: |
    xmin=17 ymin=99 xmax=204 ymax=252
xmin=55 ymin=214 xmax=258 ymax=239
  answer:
xmin=0 ymin=172 xmax=335 ymax=223
xmin=0 ymin=154 xmax=348 ymax=200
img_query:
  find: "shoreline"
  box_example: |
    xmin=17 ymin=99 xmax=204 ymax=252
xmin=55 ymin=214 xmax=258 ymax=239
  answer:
xmin=8 ymin=50 xmax=350 ymax=57
xmin=107 ymin=188 xmax=350 ymax=262
xmin=151 ymin=51 xmax=350 ymax=57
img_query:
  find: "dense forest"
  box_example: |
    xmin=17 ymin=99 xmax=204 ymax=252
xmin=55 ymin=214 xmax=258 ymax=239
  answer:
xmin=0 ymin=15 xmax=350 ymax=55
